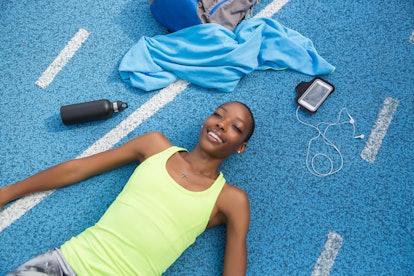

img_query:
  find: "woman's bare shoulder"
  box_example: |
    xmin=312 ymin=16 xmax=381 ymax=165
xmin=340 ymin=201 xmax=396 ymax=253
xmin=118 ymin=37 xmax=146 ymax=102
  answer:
xmin=215 ymin=183 xmax=249 ymax=218
xmin=221 ymin=183 xmax=249 ymax=205
xmin=130 ymin=131 xmax=174 ymax=161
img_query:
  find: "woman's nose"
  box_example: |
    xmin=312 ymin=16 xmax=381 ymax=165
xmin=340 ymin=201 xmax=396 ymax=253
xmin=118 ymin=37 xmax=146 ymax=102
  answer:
xmin=217 ymin=120 xmax=227 ymax=131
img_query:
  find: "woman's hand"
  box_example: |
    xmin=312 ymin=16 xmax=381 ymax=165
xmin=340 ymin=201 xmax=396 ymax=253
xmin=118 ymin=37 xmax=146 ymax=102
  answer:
xmin=0 ymin=187 xmax=5 ymax=210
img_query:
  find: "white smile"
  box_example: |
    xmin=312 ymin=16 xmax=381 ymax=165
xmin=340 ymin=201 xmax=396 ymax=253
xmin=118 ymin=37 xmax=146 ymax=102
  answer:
xmin=208 ymin=131 xmax=223 ymax=143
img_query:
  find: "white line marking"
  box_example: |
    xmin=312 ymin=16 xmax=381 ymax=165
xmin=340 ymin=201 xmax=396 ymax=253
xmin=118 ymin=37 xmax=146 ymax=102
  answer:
xmin=0 ymin=191 xmax=54 ymax=232
xmin=0 ymin=80 xmax=189 ymax=232
xmin=254 ymin=0 xmax=290 ymax=18
xmin=35 ymin=28 xmax=90 ymax=89
xmin=1 ymin=0 xmax=291 ymax=231
xmin=409 ymin=30 xmax=414 ymax=44
xmin=360 ymin=97 xmax=399 ymax=163
xmin=312 ymin=231 xmax=343 ymax=276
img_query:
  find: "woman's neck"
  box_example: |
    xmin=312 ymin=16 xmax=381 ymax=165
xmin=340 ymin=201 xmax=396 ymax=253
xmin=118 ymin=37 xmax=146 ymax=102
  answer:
xmin=184 ymin=147 xmax=223 ymax=179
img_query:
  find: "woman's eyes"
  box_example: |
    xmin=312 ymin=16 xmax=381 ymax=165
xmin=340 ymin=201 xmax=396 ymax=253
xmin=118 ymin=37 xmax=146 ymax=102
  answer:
xmin=212 ymin=112 xmax=243 ymax=134
xmin=212 ymin=112 xmax=222 ymax=118
xmin=232 ymin=125 xmax=242 ymax=133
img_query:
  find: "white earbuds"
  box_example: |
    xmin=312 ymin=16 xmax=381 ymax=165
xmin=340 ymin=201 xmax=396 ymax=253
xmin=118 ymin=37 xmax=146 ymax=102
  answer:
xmin=348 ymin=114 xmax=355 ymax=125
xmin=347 ymin=113 xmax=364 ymax=139
xmin=296 ymin=107 xmax=365 ymax=177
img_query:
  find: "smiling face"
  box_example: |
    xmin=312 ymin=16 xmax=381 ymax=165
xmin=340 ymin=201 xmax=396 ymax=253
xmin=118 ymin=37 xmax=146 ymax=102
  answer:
xmin=198 ymin=102 xmax=254 ymax=159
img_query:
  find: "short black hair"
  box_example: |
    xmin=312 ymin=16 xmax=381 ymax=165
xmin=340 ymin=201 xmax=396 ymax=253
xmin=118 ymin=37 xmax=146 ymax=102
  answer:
xmin=225 ymin=101 xmax=255 ymax=143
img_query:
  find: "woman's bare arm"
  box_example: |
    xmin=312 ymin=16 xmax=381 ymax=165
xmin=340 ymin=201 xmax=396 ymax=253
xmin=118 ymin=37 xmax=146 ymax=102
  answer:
xmin=216 ymin=185 xmax=250 ymax=275
xmin=0 ymin=131 xmax=171 ymax=209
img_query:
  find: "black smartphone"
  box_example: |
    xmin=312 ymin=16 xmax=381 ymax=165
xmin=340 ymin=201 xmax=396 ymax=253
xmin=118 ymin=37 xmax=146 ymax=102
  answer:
xmin=296 ymin=78 xmax=334 ymax=113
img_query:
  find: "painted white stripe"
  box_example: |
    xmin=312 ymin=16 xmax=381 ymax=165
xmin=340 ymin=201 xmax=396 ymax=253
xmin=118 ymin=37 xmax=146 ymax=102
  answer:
xmin=0 ymin=0 xmax=290 ymax=231
xmin=360 ymin=97 xmax=399 ymax=163
xmin=312 ymin=231 xmax=343 ymax=276
xmin=254 ymin=0 xmax=290 ymax=18
xmin=0 ymin=191 xmax=54 ymax=232
xmin=409 ymin=30 xmax=414 ymax=44
xmin=35 ymin=28 xmax=90 ymax=89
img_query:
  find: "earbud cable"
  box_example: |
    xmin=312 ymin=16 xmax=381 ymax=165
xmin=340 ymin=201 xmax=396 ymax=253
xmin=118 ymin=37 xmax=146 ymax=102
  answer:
xmin=295 ymin=106 xmax=361 ymax=177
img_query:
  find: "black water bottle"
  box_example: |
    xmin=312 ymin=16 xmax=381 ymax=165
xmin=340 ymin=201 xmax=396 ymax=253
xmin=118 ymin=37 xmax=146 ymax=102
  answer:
xmin=60 ymin=99 xmax=128 ymax=125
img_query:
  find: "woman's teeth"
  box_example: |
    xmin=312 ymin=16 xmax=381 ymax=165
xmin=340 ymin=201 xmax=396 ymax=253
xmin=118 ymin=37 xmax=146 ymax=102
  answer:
xmin=208 ymin=131 xmax=223 ymax=143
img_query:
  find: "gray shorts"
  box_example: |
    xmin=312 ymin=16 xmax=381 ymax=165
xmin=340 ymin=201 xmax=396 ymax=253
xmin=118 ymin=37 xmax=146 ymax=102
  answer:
xmin=7 ymin=248 xmax=76 ymax=276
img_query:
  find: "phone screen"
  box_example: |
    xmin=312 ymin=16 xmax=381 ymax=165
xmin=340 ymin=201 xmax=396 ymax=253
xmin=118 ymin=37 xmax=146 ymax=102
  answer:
xmin=298 ymin=80 xmax=333 ymax=112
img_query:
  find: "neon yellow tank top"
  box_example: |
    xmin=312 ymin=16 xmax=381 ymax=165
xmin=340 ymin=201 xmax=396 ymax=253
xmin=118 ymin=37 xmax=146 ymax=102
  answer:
xmin=61 ymin=146 xmax=226 ymax=275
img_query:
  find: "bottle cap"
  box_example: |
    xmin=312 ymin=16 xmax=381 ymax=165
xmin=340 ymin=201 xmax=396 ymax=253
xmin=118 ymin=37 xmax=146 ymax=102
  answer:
xmin=113 ymin=101 xmax=128 ymax=112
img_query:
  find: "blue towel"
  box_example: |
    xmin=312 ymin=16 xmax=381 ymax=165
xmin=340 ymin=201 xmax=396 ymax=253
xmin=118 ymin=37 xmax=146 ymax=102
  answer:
xmin=119 ymin=17 xmax=335 ymax=92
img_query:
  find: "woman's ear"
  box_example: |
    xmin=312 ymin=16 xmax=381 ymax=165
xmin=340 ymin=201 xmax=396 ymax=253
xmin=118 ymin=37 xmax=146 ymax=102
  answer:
xmin=237 ymin=142 xmax=247 ymax=154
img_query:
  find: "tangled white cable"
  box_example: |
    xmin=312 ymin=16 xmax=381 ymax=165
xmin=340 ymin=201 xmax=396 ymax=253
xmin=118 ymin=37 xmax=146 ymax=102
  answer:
xmin=295 ymin=106 xmax=364 ymax=177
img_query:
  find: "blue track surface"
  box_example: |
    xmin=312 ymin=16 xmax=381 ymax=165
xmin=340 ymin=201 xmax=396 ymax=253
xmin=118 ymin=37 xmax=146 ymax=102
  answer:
xmin=1 ymin=0 xmax=413 ymax=275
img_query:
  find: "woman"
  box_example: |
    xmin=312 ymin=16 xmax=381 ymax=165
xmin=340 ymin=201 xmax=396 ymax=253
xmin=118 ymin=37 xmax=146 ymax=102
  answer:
xmin=1 ymin=101 xmax=255 ymax=275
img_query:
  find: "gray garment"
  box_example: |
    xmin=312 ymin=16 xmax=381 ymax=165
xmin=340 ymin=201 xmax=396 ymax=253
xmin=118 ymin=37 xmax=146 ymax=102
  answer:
xmin=7 ymin=249 xmax=76 ymax=276
xmin=198 ymin=0 xmax=258 ymax=30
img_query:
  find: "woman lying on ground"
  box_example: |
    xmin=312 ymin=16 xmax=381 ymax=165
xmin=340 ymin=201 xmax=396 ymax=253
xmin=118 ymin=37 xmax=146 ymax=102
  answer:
xmin=0 ymin=101 xmax=255 ymax=276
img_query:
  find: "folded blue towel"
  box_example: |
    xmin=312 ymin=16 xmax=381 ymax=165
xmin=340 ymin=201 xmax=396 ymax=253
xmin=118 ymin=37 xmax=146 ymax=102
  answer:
xmin=119 ymin=17 xmax=335 ymax=92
